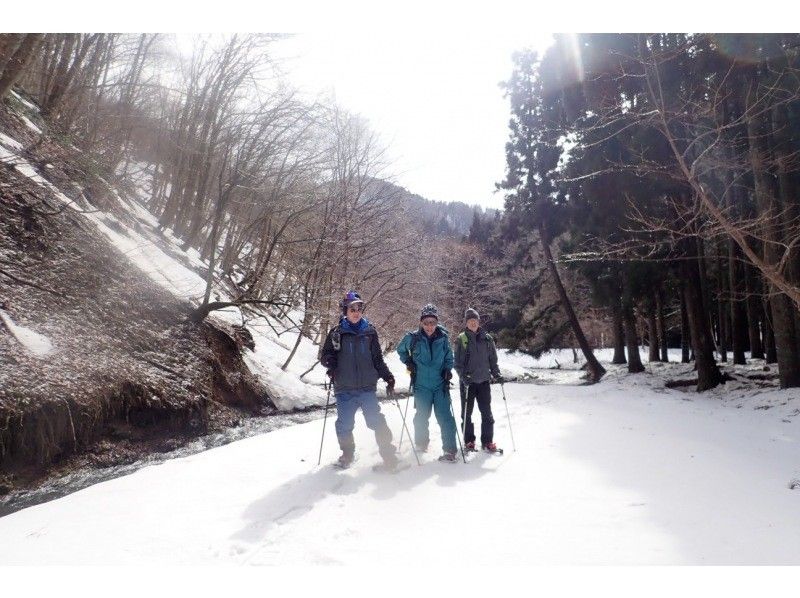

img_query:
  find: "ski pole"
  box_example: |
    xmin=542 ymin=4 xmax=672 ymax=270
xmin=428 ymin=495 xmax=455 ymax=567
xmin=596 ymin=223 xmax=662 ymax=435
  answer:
xmin=393 ymin=393 xmax=421 ymax=465
xmin=317 ymin=382 xmax=333 ymax=465
xmin=447 ymin=385 xmax=466 ymax=463
xmin=500 ymin=382 xmax=516 ymax=452
xmin=460 ymin=380 xmax=469 ymax=449
xmin=398 ymin=384 xmax=412 ymax=450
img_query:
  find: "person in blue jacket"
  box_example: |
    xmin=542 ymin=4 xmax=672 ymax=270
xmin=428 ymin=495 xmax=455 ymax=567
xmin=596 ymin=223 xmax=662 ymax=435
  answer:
xmin=320 ymin=291 xmax=398 ymax=469
xmin=396 ymin=304 xmax=458 ymax=462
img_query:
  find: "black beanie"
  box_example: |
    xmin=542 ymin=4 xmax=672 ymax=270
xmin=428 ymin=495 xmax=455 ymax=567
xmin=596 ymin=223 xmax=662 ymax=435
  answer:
xmin=464 ymin=308 xmax=479 ymax=321
xmin=420 ymin=303 xmax=438 ymax=320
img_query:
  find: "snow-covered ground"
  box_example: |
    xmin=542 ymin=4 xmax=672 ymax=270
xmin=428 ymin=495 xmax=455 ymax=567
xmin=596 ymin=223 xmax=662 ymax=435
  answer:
xmin=1 ymin=365 xmax=798 ymax=565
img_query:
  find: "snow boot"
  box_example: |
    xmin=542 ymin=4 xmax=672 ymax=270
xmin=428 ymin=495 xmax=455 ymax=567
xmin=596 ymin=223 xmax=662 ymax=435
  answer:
xmin=438 ymin=452 xmax=457 ymax=463
xmin=465 ymin=441 xmax=477 ymax=452
xmin=482 ymin=442 xmax=503 ymax=455
xmin=335 ymin=452 xmax=355 ymax=468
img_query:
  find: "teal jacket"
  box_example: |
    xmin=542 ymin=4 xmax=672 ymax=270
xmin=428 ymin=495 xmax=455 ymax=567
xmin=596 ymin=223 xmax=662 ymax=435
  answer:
xmin=396 ymin=325 xmax=454 ymax=392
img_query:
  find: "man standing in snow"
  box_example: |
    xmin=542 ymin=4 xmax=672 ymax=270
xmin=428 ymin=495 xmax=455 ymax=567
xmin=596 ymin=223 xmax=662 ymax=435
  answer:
xmin=321 ymin=291 xmax=399 ymax=469
xmin=454 ymin=308 xmax=503 ymax=453
xmin=396 ymin=304 xmax=459 ymax=463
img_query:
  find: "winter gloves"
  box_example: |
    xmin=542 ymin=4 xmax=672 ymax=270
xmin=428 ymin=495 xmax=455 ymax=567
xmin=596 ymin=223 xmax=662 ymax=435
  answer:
xmin=442 ymin=369 xmax=453 ymax=382
xmin=386 ymin=376 xmax=396 ymax=396
xmin=405 ymin=361 xmax=416 ymax=378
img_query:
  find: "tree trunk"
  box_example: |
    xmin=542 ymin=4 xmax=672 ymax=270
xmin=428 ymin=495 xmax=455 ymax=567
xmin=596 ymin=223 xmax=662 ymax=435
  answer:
xmin=744 ymin=262 xmax=764 ymax=359
xmin=646 ymin=297 xmax=659 ymax=362
xmin=0 ymin=34 xmax=43 ymax=100
xmin=622 ymin=298 xmax=645 ymax=373
xmin=715 ymin=240 xmax=728 ymax=363
xmin=763 ymin=299 xmax=777 ymax=364
xmin=681 ymin=239 xmax=723 ymax=391
xmin=611 ymin=300 xmax=627 ymax=364
xmin=728 ymin=239 xmax=747 ymax=364
xmin=538 ymin=221 xmax=606 ymax=382
xmin=656 ymin=288 xmax=669 ymax=362
xmin=680 ymin=285 xmax=691 ymax=363
xmin=0 ymin=34 xmax=25 ymax=73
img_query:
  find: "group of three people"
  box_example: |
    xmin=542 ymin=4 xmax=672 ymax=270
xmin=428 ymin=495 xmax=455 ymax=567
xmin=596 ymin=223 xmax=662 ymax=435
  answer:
xmin=321 ymin=291 xmax=504 ymax=469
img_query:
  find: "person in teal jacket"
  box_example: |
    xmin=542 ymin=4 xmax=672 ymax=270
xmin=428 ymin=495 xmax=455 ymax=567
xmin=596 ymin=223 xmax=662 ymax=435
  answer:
xmin=396 ymin=304 xmax=459 ymax=462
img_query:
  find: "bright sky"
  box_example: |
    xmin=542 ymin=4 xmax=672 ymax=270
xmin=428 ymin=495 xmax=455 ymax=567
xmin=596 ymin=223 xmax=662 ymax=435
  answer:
xmin=275 ymin=32 xmax=555 ymax=210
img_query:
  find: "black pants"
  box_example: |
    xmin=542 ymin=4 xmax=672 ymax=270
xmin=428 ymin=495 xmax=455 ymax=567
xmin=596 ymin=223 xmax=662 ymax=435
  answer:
xmin=460 ymin=381 xmax=494 ymax=445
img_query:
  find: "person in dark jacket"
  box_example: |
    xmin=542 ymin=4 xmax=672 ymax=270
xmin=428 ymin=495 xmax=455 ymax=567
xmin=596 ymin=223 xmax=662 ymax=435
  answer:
xmin=396 ymin=304 xmax=458 ymax=462
xmin=454 ymin=308 xmax=503 ymax=452
xmin=320 ymin=291 xmax=398 ymax=468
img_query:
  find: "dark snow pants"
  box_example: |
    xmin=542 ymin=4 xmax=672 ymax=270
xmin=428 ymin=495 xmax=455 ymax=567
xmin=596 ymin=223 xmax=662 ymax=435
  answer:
xmin=460 ymin=381 xmax=494 ymax=445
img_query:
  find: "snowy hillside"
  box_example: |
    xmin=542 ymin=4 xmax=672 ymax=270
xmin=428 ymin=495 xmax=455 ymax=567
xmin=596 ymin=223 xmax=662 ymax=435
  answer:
xmin=1 ymin=119 xmax=328 ymax=410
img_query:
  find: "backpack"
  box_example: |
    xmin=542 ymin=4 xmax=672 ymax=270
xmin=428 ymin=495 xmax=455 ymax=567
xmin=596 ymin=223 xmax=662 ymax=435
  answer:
xmin=330 ymin=325 xmax=342 ymax=351
xmin=402 ymin=330 xmax=421 ymax=365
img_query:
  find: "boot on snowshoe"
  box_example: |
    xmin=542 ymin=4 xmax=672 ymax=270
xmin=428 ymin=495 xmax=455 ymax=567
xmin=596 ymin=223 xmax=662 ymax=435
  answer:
xmin=482 ymin=442 xmax=503 ymax=454
xmin=438 ymin=452 xmax=457 ymax=463
xmin=465 ymin=441 xmax=477 ymax=452
xmin=335 ymin=453 xmax=354 ymax=468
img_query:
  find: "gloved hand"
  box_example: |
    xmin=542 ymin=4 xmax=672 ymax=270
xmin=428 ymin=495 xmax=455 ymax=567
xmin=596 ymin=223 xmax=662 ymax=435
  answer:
xmin=405 ymin=361 xmax=416 ymax=378
xmin=326 ymin=369 xmax=335 ymax=382
xmin=442 ymin=369 xmax=453 ymax=382
xmin=492 ymin=374 xmax=504 ymax=384
xmin=386 ymin=377 xmax=396 ymax=397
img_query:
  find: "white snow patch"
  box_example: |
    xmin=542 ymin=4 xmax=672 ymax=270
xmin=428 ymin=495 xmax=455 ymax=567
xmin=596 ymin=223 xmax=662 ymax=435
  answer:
xmin=0 ymin=131 xmax=23 ymax=151
xmin=0 ymin=144 xmax=79 ymax=209
xmin=9 ymin=90 xmax=39 ymax=112
xmin=18 ymin=113 xmax=42 ymax=135
xmin=0 ymin=309 xmax=54 ymax=357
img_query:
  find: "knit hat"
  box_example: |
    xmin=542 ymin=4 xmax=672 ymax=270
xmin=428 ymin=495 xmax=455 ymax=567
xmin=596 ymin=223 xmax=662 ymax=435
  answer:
xmin=420 ymin=304 xmax=438 ymax=321
xmin=464 ymin=308 xmax=480 ymax=321
xmin=340 ymin=290 xmax=365 ymax=314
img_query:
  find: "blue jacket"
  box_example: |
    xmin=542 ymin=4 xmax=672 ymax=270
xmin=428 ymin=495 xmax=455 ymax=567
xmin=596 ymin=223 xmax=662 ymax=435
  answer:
xmin=321 ymin=317 xmax=393 ymax=392
xmin=396 ymin=324 xmax=454 ymax=391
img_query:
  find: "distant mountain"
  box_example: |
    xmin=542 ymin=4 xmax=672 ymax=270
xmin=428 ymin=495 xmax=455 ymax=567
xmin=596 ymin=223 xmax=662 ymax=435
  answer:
xmin=367 ymin=179 xmax=499 ymax=238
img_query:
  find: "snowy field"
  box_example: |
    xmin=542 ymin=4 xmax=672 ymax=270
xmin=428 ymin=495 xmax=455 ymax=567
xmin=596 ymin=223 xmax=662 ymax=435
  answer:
xmin=1 ymin=364 xmax=799 ymax=566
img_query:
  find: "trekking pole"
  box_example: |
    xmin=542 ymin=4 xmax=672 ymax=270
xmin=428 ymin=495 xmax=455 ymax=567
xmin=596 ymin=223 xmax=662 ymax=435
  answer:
xmin=460 ymin=380 xmax=469 ymax=450
xmin=393 ymin=393 xmax=421 ymax=465
xmin=447 ymin=385 xmax=466 ymax=463
xmin=500 ymin=382 xmax=516 ymax=452
xmin=317 ymin=382 xmax=333 ymax=465
xmin=397 ymin=384 xmax=412 ymax=450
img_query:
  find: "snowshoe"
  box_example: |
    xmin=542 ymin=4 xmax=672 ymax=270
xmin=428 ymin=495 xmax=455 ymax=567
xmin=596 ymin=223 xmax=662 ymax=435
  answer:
xmin=372 ymin=460 xmax=411 ymax=474
xmin=333 ymin=454 xmax=355 ymax=469
xmin=438 ymin=452 xmax=458 ymax=463
xmin=482 ymin=442 xmax=504 ymax=455
xmin=464 ymin=441 xmax=478 ymax=452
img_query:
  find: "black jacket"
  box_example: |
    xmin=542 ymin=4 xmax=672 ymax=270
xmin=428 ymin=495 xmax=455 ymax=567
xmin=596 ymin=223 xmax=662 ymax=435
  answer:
xmin=321 ymin=317 xmax=393 ymax=392
xmin=454 ymin=328 xmax=500 ymax=385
